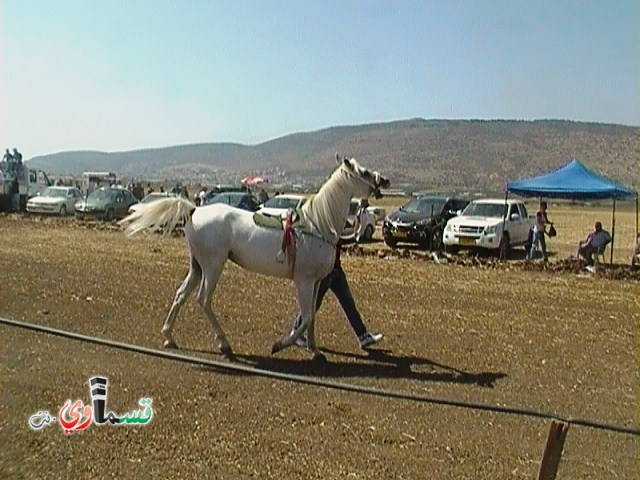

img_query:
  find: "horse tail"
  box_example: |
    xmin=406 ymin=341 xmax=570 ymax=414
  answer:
xmin=119 ymin=196 xmax=196 ymax=236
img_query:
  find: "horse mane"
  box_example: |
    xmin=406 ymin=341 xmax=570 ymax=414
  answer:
xmin=301 ymin=162 xmax=352 ymax=245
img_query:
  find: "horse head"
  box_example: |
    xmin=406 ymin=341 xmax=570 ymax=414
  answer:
xmin=336 ymin=153 xmax=391 ymax=199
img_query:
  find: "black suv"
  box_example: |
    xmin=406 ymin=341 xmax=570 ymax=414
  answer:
xmin=199 ymin=185 xmax=250 ymax=205
xmin=382 ymin=196 xmax=469 ymax=250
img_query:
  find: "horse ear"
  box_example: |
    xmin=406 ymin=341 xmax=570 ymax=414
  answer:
xmin=335 ymin=153 xmax=342 ymax=165
xmin=343 ymin=157 xmax=355 ymax=170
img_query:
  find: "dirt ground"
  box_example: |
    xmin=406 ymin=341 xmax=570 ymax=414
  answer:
xmin=0 ymin=211 xmax=638 ymax=480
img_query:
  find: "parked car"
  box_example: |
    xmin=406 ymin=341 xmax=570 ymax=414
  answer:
xmin=203 ymin=192 xmax=261 ymax=211
xmin=367 ymin=205 xmax=387 ymax=223
xmin=382 ymin=196 xmax=469 ymax=249
xmin=128 ymin=192 xmax=179 ymax=214
xmin=341 ymin=199 xmax=378 ymax=242
xmin=200 ymin=185 xmax=250 ymax=205
xmin=257 ymin=194 xmax=308 ymax=218
xmin=75 ymin=187 xmax=138 ymax=221
xmin=443 ymin=199 xmax=533 ymax=256
xmin=26 ymin=186 xmax=84 ymax=216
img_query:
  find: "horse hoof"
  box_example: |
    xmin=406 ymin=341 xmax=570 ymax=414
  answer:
xmin=220 ymin=345 xmax=233 ymax=357
xmin=163 ymin=339 xmax=178 ymax=349
xmin=312 ymin=352 xmax=327 ymax=363
xmin=271 ymin=342 xmax=282 ymax=355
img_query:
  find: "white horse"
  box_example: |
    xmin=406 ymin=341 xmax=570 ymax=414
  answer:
xmin=120 ymin=154 xmax=390 ymax=359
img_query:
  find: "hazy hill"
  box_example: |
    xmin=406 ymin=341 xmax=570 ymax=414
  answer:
xmin=26 ymin=119 xmax=639 ymax=192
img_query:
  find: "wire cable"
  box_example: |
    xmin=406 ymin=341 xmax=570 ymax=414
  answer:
xmin=1 ymin=316 xmax=638 ymax=437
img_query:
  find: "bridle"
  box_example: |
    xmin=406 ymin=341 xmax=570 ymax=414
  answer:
xmin=343 ymin=164 xmax=387 ymax=199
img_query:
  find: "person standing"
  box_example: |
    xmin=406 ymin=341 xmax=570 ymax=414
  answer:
xmin=197 ymin=187 xmax=208 ymax=206
xmin=9 ymin=176 xmax=20 ymax=211
xmin=12 ymin=148 xmax=22 ymax=164
xmin=354 ymin=198 xmax=371 ymax=243
xmin=291 ymin=240 xmax=383 ymax=350
xmin=0 ymin=168 xmax=5 ymax=210
xmin=258 ymin=188 xmax=269 ymax=204
xmin=2 ymin=148 xmax=12 ymax=163
xmin=527 ymin=201 xmax=552 ymax=261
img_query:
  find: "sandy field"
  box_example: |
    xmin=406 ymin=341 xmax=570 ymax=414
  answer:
xmin=0 ymin=201 xmax=638 ymax=479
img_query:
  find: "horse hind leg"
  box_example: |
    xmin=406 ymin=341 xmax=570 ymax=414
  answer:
xmin=197 ymin=258 xmax=233 ymax=357
xmin=162 ymin=256 xmax=202 ymax=348
xmin=272 ymin=279 xmax=323 ymax=360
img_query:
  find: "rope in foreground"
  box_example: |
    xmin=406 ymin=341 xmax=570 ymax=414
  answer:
xmin=1 ymin=316 xmax=638 ymax=437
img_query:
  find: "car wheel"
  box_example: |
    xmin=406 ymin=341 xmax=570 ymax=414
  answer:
xmin=59 ymin=205 xmax=67 ymax=216
xmin=384 ymin=237 xmax=398 ymax=248
xmin=430 ymin=229 xmax=443 ymax=251
xmin=444 ymin=244 xmax=459 ymax=254
xmin=363 ymin=224 xmax=374 ymax=242
xmin=498 ymin=233 xmax=511 ymax=259
xmin=104 ymin=209 xmax=115 ymax=221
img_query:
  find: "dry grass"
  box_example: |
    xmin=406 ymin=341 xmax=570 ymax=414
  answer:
xmin=0 ymin=208 xmax=638 ymax=479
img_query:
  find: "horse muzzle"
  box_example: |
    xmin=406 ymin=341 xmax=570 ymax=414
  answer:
xmin=372 ymin=173 xmax=390 ymax=198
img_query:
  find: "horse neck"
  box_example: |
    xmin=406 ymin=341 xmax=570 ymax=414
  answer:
xmin=302 ymin=167 xmax=354 ymax=244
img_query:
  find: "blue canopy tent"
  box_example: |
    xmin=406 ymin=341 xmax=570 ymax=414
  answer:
xmin=506 ymin=159 xmax=638 ymax=263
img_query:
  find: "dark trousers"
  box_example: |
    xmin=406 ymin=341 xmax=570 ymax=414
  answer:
xmin=578 ymin=243 xmax=597 ymax=266
xmin=295 ymin=266 xmax=367 ymax=337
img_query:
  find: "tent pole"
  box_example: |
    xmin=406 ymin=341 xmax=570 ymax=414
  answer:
xmin=636 ymin=192 xmax=638 ymax=240
xmin=610 ymin=198 xmax=616 ymax=264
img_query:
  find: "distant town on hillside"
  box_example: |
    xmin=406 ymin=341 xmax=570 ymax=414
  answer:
xmin=23 ymin=119 xmax=639 ymax=195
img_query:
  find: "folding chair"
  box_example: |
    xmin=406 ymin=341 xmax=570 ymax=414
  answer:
xmin=593 ymin=242 xmax=609 ymax=266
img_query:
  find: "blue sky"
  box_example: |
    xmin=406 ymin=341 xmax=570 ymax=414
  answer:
xmin=1 ymin=0 xmax=638 ymax=159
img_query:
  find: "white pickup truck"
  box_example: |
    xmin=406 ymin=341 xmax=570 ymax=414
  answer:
xmin=443 ymin=199 xmax=534 ymax=256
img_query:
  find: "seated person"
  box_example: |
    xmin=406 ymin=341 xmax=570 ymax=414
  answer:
xmin=577 ymin=221 xmax=611 ymax=266
xmin=631 ymin=233 xmax=640 ymax=269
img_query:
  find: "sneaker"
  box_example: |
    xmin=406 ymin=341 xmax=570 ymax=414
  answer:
xmin=585 ymin=265 xmax=596 ymax=274
xmin=359 ymin=332 xmax=383 ymax=349
xmin=291 ymin=330 xmax=308 ymax=348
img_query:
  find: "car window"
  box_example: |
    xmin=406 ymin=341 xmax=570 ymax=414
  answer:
xmin=264 ymin=197 xmax=303 ymax=209
xmin=210 ymin=194 xmax=230 ymax=204
xmin=462 ymin=202 xmax=507 ymax=218
xmin=417 ymin=198 xmax=446 ymax=215
xmin=520 ymin=204 xmax=528 ymax=218
xmin=454 ymin=200 xmax=469 ymax=211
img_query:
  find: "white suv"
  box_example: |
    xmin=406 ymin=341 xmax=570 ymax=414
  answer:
xmin=443 ymin=199 xmax=533 ymax=255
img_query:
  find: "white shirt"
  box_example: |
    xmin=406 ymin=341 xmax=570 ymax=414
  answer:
xmin=533 ymin=210 xmax=549 ymax=233
xmin=589 ymin=230 xmax=611 ymax=249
